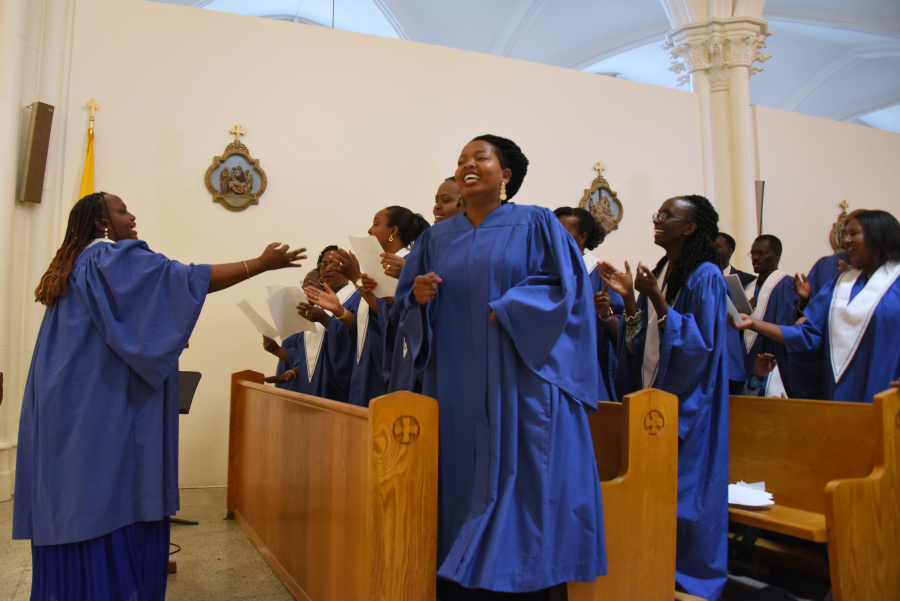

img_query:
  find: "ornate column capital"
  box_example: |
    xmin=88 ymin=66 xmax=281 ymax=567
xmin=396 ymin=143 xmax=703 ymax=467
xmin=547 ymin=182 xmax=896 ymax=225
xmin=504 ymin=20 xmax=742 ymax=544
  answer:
xmin=664 ymin=18 xmax=772 ymax=91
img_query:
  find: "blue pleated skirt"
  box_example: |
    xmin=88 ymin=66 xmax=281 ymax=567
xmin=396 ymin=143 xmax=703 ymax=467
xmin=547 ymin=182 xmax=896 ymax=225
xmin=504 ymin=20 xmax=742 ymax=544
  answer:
xmin=30 ymin=518 xmax=170 ymax=601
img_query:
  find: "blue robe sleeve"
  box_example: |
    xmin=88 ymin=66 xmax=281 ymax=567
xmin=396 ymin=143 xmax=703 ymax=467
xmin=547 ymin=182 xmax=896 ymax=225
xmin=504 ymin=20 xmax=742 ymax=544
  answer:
xmin=653 ymin=264 xmax=729 ymax=438
xmin=75 ymin=240 xmax=210 ymax=389
xmin=781 ymin=278 xmax=834 ymax=357
xmin=395 ymin=236 xmax=436 ymax=373
xmin=488 ymin=211 xmax=600 ymax=406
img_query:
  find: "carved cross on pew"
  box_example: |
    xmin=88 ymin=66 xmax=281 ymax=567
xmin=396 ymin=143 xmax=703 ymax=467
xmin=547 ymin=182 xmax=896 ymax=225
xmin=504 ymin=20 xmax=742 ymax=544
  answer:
xmin=230 ymin=124 xmax=246 ymax=145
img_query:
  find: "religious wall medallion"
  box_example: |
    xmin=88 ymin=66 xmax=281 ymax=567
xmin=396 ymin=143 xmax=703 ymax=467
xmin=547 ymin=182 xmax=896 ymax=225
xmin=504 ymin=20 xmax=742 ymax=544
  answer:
xmin=205 ymin=124 xmax=267 ymax=212
xmin=578 ymin=161 xmax=623 ymax=235
xmin=829 ymin=200 xmax=851 ymax=252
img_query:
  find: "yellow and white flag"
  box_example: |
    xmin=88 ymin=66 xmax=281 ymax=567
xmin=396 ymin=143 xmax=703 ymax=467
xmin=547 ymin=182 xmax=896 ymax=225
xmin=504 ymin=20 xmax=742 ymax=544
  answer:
xmin=79 ymin=129 xmax=94 ymax=198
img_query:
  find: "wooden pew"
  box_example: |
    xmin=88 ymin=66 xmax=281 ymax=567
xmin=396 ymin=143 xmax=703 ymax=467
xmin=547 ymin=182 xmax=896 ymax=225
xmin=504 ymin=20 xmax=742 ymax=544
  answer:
xmin=226 ymin=371 xmax=438 ymax=601
xmin=729 ymin=387 xmax=900 ymax=601
xmin=568 ymin=388 xmax=680 ymax=601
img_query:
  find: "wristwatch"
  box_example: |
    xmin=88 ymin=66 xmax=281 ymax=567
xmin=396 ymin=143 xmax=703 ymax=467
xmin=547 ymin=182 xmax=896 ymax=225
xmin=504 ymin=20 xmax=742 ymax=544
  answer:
xmin=353 ymin=278 xmax=364 ymax=291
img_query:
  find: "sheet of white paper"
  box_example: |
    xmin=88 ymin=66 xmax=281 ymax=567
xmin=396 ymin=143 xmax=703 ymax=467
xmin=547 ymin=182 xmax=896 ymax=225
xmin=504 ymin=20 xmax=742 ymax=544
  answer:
xmin=725 ymin=274 xmax=754 ymax=314
xmin=266 ymin=286 xmax=280 ymax=298
xmin=237 ymin=300 xmax=279 ymax=340
xmin=726 ymin=296 xmax=744 ymax=324
xmin=348 ymin=235 xmax=397 ymax=298
xmin=764 ymin=364 xmax=788 ymax=398
xmin=728 ymin=481 xmax=774 ymax=507
xmin=266 ymin=287 xmax=316 ymax=339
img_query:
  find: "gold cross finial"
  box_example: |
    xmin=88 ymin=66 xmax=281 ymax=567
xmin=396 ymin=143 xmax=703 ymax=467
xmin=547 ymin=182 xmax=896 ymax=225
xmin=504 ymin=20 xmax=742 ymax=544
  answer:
xmin=840 ymin=200 xmax=850 ymax=213
xmin=85 ymin=98 xmax=100 ymax=119
xmin=230 ymin=124 xmax=246 ymax=145
xmin=594 ymin=161 xmax=606 ymax=175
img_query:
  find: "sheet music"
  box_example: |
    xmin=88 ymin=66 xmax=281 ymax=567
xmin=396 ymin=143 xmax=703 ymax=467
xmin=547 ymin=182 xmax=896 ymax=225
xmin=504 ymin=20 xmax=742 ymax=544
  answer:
xmin=728 ymin=481 xmax=774 ymax=507
xmin=266 ymin=287 xmax=316 ymax=339
xmin=726 ymin=295 xmax=745 ymax=324
xmin=725 ymin=274 xmax=754 ymax=314
xmin=237 ymin=300 xmax=279 ymax=340
xmin=348 ymin=235 xmax=397 ymax=298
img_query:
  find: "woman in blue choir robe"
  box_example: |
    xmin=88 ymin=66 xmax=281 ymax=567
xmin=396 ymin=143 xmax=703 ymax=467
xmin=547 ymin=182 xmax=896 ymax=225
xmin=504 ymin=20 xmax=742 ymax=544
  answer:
xmin=600 ymin=195 xmax=729 ymax=600
xmin=396 ymin=135 xmax=606 ymax=599
xmin=555 ymin=206 xmax=624 ymax=402
xmin=734 ymin=210 xmax=900 ymax=403
xmin=262 ymin=269 xmax=321 ymax=391
xmin=269 ymin=246 xmax=359 ymax=403
xmin=13 ymin=192 xmax=305 ymax=600
xmin=334 ymin=206 xmax=429 ymax=406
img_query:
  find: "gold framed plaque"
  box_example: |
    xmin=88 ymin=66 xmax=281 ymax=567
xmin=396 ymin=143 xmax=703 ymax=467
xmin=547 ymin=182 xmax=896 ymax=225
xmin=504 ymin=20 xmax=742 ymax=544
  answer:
xmin=578 ymin=161 xmax=623 ymax=235
xmin=829 ymin=200 xmax=851 ymax=252
xmin=205 ymin=124 xmax=267 ymax=212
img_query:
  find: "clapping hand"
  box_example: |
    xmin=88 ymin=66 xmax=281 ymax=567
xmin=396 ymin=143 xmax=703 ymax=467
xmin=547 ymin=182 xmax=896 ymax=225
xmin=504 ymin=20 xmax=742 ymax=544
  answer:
xmin=598 ymin=261 xmax=634 ymax=297
xmin=297 ymin=301 xmax=328 ymax=325
xmin=381 ymin=253 xmax=406 ymax=279
xmin=413 ymin=272 xmax=441 ymax=305
xmin=303 ymin=282 xmax=342 ymax=315
xmin=334 ymin=249 xmax=362 ymax=283
xmin=793 ymin=273 xmax=811 ymax=301
xmin=754 ymin=353 xmax=777 ymax=379
xmin=594 ymin=282 xmax=613 ymax=318
xmin=633 ymin=262 xmax=660 ymax=297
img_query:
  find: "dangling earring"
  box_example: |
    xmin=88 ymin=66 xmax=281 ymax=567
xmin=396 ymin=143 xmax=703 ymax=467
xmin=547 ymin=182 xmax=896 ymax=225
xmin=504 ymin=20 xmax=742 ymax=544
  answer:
xmin=389 ymin=234 xmax=394 ymax=242
xmin=319 ymin=277 xmax=325 ymax=284
xmin=104 ymin=228 xmax=109 ymax=239
xmin=499 ymin=182 xmax=507 ymax=202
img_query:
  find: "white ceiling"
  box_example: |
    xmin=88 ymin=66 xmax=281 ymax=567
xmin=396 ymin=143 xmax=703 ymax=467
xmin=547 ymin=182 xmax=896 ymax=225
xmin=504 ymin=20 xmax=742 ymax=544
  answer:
xmin=148 ymin=0 xmax=900 ymax=133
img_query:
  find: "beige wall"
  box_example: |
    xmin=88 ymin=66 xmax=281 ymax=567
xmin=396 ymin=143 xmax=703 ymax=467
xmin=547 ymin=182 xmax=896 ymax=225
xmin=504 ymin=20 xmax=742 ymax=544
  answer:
xmin=42 ymin=0 xmax=706 ymax=486
xmin=753 ymin=105 xmax=900 ymax=277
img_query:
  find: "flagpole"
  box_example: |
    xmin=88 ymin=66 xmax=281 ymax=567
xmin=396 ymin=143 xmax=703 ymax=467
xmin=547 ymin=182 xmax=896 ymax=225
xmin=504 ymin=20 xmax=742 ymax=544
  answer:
xmin=78 ymin=98 xmax=99 ymax=199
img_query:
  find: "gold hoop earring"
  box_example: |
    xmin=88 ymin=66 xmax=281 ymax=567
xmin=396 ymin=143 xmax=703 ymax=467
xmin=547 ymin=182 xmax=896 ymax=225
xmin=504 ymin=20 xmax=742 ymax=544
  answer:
xmin=389 ymin=234 xmax=394 ymax=242
xmin=499 ymin=182 xmax=507 ymax=202
xmin=319 ymin=277 xmax=324 ymax=284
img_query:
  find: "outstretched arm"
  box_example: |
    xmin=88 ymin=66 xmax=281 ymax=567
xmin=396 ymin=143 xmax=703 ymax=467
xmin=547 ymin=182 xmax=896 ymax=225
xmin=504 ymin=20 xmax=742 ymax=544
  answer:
xmin=209 ymin=243 xmax=306 ymax=293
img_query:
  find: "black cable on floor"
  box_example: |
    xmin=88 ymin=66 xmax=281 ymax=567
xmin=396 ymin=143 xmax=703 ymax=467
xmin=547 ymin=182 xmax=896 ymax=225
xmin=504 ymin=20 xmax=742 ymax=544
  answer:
xmin=169 ymin=543 xmax=181 ymax=556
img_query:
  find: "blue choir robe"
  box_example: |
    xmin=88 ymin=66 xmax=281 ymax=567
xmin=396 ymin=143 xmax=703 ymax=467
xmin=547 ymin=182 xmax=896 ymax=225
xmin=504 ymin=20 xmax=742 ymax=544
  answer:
xmin=585 ymin=255 xmax=624 ymax=402
xmin=13 ymin=239 xmax=211 ymax=546
xmin=743 ymin=273 xmax=797 ymax=397
xmin=273 ymin=333 xmax=303 ymax=391
xmin=396 ymin=204 xmax=606 ymax=592
xmin=348 ymin=297 xmax=388 ymax=407
xmin=614 ymin=261 xmax=729 ymax=600
xmin=789 ymin=251 xmax=847 ymax=399
xmin=285 ymin=287 xmax=360 ymax=402
xmin=383 ymin=298 xmax=422 ymax=394
xmin=781 ymin=263 xmax=900 ymax=403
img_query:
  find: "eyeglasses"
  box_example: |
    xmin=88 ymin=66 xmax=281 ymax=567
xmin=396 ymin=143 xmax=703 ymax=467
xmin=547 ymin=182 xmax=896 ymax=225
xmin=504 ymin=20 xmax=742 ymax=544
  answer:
xmin=652 ymin=211 xmax=690 ymax=224
xmin=303 ymin=279 xmax=323 ymax=288
xmin=318 ymin=262 xmax=340 ymax=271
xmin=747 ymin=250 xmax=773 ymax=259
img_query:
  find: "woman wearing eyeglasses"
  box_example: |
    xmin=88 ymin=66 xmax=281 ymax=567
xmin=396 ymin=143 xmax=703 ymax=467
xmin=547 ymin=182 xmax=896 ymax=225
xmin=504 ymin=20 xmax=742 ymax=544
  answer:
xmin=268 ymin=246 xmax=360 ymax=402
xmin=599 ymin=195 xmax=730 ymax=601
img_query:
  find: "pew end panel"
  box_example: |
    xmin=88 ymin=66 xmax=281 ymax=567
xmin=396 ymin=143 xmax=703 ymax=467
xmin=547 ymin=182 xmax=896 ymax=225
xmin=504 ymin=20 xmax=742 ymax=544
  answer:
xmin=825 ymin=388 xmax=900 ymax=601
xmin=567 ymin=388 xmax=679 ymax=601
xmin=366 ymin=391 xmax=439 ymax=601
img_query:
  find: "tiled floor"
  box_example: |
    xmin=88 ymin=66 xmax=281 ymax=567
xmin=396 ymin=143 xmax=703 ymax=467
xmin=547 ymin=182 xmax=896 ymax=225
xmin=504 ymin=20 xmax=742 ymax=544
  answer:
xmin=1 ymin=488 xmax=828 ymax=600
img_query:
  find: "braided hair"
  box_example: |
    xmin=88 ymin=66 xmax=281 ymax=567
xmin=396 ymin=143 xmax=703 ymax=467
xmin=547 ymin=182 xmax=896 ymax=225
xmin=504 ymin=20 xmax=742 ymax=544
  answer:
xmin=386 ymin=206 xmax=430 ymax=247
xmin=651 ymin=195 xmax=720 ymax=305
xmin=471 ymin=134 xmax=529 ymax=201
xmin=553 ymin=206 xmax=606 ymax=250
xmin=35 ymin=192 xmax=111 ymax=306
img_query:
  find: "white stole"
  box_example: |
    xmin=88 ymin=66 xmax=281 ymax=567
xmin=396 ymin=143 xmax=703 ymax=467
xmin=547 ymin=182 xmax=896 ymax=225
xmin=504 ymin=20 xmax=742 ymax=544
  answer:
xmin=304 ymin=283 xmax=356 ymax=382
xmin=641 ymin=269 xmax=668 ymax=389
xmin=358 ymin=247 xmax=409 ymax=363
xmin=583 ymin=252 xmax=601 ymax=276
xmin=85 ymin=238 xmax=113 ymax=249
xmin=829 ymin=262 xmax=900 ymax=382
xmin=743 ymin=270 xmax=790 ymax=352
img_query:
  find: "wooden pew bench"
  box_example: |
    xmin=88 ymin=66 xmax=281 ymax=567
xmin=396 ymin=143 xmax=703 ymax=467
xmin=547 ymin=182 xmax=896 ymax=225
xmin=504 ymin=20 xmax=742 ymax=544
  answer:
xmin=729 ymin=388 xmax=900 ymax=601
xmin=226 ymin=371 xmax=438 ymax=601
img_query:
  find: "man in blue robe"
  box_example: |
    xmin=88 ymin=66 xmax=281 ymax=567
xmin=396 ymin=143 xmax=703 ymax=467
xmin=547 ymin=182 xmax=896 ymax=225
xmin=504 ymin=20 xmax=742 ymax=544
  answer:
xmin=742 ymin=235 xmax=797 ymax=396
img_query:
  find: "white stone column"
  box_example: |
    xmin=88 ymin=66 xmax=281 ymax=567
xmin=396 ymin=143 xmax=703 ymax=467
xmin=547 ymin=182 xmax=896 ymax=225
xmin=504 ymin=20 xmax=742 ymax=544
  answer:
xmin=664 ymin=18 xmax=771 ymax=269
xmin=0 ymin=0 xmax=33 ymax=502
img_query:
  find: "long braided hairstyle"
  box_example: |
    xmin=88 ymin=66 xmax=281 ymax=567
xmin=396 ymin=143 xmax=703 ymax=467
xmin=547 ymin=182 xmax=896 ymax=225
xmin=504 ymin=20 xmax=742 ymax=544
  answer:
xmin=35 ymin=192 xmax=111 ymax=306
xmin=471 ymin=134 xmax=529 ymax=202
xmin=651 ymin=195 xmax=720 ymax=305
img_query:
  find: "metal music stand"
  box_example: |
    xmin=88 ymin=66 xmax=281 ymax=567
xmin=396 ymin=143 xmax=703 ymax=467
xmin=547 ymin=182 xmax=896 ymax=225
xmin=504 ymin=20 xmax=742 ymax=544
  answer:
xmin=172 ymin=371 xmax=202 ymax=526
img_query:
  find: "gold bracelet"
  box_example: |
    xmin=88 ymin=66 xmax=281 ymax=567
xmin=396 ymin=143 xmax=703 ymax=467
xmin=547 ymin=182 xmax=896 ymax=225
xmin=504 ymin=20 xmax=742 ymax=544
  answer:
xmin=242 ymin=260 xmax=251 ymax=280
xmin=336 ymin=306 xmax=348 ymax=321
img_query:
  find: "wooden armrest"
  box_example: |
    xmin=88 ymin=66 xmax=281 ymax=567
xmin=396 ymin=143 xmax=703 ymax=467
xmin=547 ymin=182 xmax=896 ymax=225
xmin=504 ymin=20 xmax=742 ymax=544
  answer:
xmin=729 ymin=505 xmax=828 ymax=542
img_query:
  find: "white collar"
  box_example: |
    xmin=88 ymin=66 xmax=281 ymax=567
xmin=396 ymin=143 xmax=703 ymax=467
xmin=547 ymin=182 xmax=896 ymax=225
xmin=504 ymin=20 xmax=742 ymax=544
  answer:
xmin=641 ymin=268 xmax=668 ymax=388
xmin=829 ymin=262 xmax=900 ymax=382
xmin=86 ymin=238 xmax=113 ymax=249
xmin=583 ymin=252 xmax=601 ymax=275
xmin=744 ymin=270 xmax=790 ymax=352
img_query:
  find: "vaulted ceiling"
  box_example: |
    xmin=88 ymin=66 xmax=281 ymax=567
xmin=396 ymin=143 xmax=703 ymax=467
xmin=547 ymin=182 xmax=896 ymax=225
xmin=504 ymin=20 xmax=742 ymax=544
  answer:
xmin=148 ymin=0 xmax=900 ymax=133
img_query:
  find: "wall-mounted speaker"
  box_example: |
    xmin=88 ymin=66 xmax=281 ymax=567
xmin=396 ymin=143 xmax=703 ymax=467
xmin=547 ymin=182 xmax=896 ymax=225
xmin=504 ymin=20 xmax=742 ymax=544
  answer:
xmin=17 ymin=101 xmax=55 ymax=204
